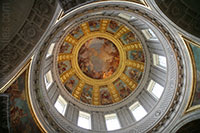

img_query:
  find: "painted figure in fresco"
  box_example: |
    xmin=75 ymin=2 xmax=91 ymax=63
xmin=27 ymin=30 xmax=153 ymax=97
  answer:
xmin=126 ymin=32 xmax=135 ymax=43
xmin=140 ymin=53 xmax=145 ymax=62
xmin=121 ymin=32 xmax=136 ymax=44
xmin=89 ymin=20 xmax=100 ymax=31
xmin=109 ymin=20 xmax=119 ymax=32
xmin=129 ymin=69 xmax=142 ymax=82
xmin=116 ymin=82 xmax=132 ymax=98
xmin=10 ymin=106 xmax=27 ymax=125
xmin=65 ymin=79 xmax=75 ymax=94
xmin=6 ymin=73 xmax=41 ymax=132
xmin=100 ymin=88 xmax=113 ymax=105
xmin=57 ymin=61 xmax=71 ymax=74
xmin=80 ymin=86 xmax=92 ymax=104
xmin=120 ymin=32 xmax=134 ymax=45
xmin=6 ymin=81 xmax=28 ymax=124
xmin=70 ymin=26 xmax=83 ymax=39
xmin=78 ymin=37 xmax=120 ymax=79
xmin=130 ymin=51 xmax=145 ymax=62
xmin=59 ymin=42 xmax=72 ymax=53
xmin=7 ymin=84 xmax=28 ymax=126
xmin=6 ymin=83 xmax=23 ymax=102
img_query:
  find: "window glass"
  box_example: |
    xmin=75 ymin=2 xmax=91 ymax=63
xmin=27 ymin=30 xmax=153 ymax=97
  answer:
xmin=46 ymin=43 xmax=55 ymax=58
xmin=142 ymin=29 xmax=157 ymax=40
xmin=147 ymin=80 xmax=164 ymax=99
xmin=44 ymin=70 xmax=53 ymax=90
xmin=105 ymin=113 xmax=121 ymax=131
xmin=78 ymin=111 xmax=91 ymax=129
xmin=54 ymin=95 xmax=67 ymax=116
xmin=129 ymin=101 xmax=147 ymax=121
xmin=148 ymin=29 xmax=156 ymax=38
xmin=158 ymin=55 xmax=166 ymax=67
xmin=118 ymin=13 xmax=135 ymax=20
xmin=153 ymin=54 xmax=167 ymax=69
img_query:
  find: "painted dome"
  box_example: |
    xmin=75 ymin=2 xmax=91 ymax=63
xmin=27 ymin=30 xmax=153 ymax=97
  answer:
xmin=28 ymin=1 xmax=188 ymax=132
xmin=56 ymin=19 xmax=145 ymax=105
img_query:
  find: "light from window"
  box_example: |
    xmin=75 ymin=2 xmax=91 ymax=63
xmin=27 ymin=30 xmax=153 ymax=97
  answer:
xmin=54 ymin=95 xmax=67 ymax=116
xmin=46 ymin=43 xmax=55 ymax=58
xmin=142 ymin=29 xmax=157 ymax=40
xmin=148 ymin=29 xmax=156 ymax=38
xmin=44 ymin=70 xmax=53 ymax=90
xmin=91 ymin=12 xmax=103 ymax=15
xmin=153 ymin=54 xmax=167 ymax=69
xmin=147 ymin=80 xmax=164 ymax=99
xmin=118 ymin=13 xmax=135 ymax=20
xmin=129 ymin=101 xmax=147 ymax=121
xmin=105 ymin=113 xmax=121 ymax=131
xmin=158 ymin=55 xmax=166 ymax=67
xmin=78 ymin=111 xmax=91 ymax=129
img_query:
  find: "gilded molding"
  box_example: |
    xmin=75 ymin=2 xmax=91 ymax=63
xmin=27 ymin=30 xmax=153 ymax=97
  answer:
xmin=181 ymin=35 xmax=200 ymax=114
xmin=25 ymin=59 xmax=47 ymax=133
xmin=29 ymin=2 xmax=185 ymax=132
xmin=0 ymin=59 xmax=32 ymax=93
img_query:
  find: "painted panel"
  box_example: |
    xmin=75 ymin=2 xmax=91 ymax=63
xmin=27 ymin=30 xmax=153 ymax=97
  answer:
xmin=190 ymin=44 xmax=200 ymax=106
xmin=114 ymin=79 xmax=132 ymax=99
xmin=57 ymin=60 xmax=71 ymax=75
xmin=120 ymin=31 xmax=136 ymax=45
xmin=128 ymin=50 xmax=145 ymax=62
xmin=64 ymin=75 xmax=79 ymax=94
xmin=5 ymin=72 xmax=41 ymax=133
xmin=70 ymin=26 xmax=84 ymax=39
xmin=124 ymin=67 xmax=142 ymax=83
xmin=99 ymin=86 xmax=113 ymax=105
xmin=107 ymin=20 xmax=121 ymax=34
xmin=80 ymin=84 xmax=93 ymax=104
xmin=88 ymin=20 xmax=100 ymax=31
xmin=59 ymin=42 xmax=73 ymax=53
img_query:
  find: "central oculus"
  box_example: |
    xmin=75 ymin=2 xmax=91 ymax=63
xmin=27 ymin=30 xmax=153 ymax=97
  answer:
xmin=78 ymin=37 xmax=120 ymax=79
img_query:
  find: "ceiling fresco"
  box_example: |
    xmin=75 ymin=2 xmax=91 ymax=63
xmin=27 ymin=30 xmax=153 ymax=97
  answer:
xmin=56 ymin=19 xmax=145 ymax=105
xmin=78 ymin=37 xmax=120 ymax=79
xmin=5 ymin=71 xmax=41 ymax=133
